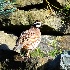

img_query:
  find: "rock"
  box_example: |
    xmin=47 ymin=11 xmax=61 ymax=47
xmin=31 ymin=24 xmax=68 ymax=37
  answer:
xmin=15 ymin=0 xmax=43 ymax=7
xmin=60 ymin=51 xmax=70 ymax=70
xmin=0 ymin=8 xmax=70 ymax=34
xmin=0 ymin=31 xmax=17 ymax=50
xmin=0 ymin=31 xmax=70 ymax=53
xmin=57 ymin=0 xmax=70 ymax=6
xmin=9 ymin=9 xmax=56 ymax=25
xmin=39 ymin=35 xmax=55 ymax=54
xmin=9 ymin=10 xmax=29 ymax=25
xmin=39 ymin=35 xmax=70 ymax=54
xmin=0 ymin=31 xmax=70 ymax=69
xmin=0 ymin=32 xmax=55 ymax=53
xmin=0 ymin=32 xmax=55 ymax=54
xmin=26 ymin=9 xmax=56 ymax=24
xmin=8 ymin=9 xmax=64 ymax=32
xmin=56 ymin=35 xmax=70 ymax=50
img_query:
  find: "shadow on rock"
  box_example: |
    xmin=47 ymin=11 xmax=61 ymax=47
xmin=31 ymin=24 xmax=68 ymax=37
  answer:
xmin=0 ymin=44 xmax=10 ymax=50
xmin=0 ymin=24 xmax=67 ymax=36
xmin=38 ymin=54 xmax=61 ymax=70
xmin=0 ymin=44 xmax=38 ymax=70
xmin=0 ymin=44 xmax=18 ymax=61
xmin=0 ymin=44 xmax=26 ymax=69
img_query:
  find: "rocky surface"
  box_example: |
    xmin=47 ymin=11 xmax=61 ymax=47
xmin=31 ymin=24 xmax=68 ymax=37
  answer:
xmin=0 ymin=31 xmax=70 ymax=69
xmin=0 ymin=31 xmax=17 ymax=50
xmin=12 ymin=0 xmax=70 ymax=7
xmin=9 ymin=9 xmax=56 ymax=25
xmin=0 ymin=31 xmax=70 ymax=54
xmin=9 ymin=10 xmax=29 ymax=25
xmin=56 ymin=35 xmax=70 ymax=50
xmin=57 ymin=0 xmax=70 ymax=6
xmin=0 ymin=8 xmax=70 ymax=34
xmin=0 ymin=0 xmax=70 ymax=69
xmin=14 ymin=0 xmax=43 ymax=7
xmin=0 ymin=0 xmax=70 ymax=34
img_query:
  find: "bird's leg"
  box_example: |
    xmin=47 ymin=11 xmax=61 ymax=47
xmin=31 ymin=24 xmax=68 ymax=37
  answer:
xmin=25 ymin=50 xmax=30 ymax=58
xmin=21 ymin=50 xmax=30 ymax=61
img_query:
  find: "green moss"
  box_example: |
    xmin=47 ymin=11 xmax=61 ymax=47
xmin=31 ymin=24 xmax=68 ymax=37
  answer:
xmin=0 ymin=1 xmax=17 ymax=16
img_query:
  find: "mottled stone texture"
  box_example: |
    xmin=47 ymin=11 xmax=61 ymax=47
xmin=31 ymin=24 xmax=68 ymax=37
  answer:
xmin=15 ymin=0 xmax=43 ymax=7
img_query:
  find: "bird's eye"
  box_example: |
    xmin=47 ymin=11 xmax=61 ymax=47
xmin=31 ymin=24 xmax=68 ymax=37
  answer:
xmin=31 ymin=33 xmax=32 ymax=34
xmin=33 ymin=33 xmax=35 ymax=34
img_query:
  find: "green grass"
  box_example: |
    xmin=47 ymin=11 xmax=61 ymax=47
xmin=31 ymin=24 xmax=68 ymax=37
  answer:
xmin=48 ymin=40 xmax=62 ymax=57
xmin=48 ymin=49 xmax=62 ymax=57
xmin=30 ymin=47 xmax=45 ymax=58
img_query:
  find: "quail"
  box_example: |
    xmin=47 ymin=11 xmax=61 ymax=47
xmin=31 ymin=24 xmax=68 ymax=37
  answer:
xmin=13 ymin=20 xmax=41 ymax=58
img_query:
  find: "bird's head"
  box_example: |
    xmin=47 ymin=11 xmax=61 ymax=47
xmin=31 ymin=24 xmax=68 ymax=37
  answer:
xmin=32 ymin=20 xmax=41 ymax=28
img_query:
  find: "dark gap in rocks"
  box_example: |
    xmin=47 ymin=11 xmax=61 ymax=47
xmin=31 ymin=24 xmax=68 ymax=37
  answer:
xmin=38 ymin=54 xmax=61 ymax=70
xmin=47 ymin=0 xmax=63 ymax=9
xmin=0 ymin=25 xmax=68 ymax=36
xmin=16 ymin=0 xmax=63 ymax=11
xmin=0 ymin=44 xmax=19 ymax=62
xmin=0 ymin=47 xmax=26 ymax=69
xmin=1 ymin=61 xmax=26 ymax=70
xmin=43 ymin=0 xmax=63 ymax=11
xmin=58 ymin=23 xmax=69 ymax=34
xmin=17 ymin=3 xmax=45 ymax=11
xmin=58 ymin=11 xmax=70 ymax=34
xmin=41 ymin=25 xmax=65 ymax=36
xmin=0 ymin=44 xmax=27 ymax=70
xmin=0 ymin=25 xmax=30 ymax=36
xmin=0 ymin=45 xmax=38 ymax=70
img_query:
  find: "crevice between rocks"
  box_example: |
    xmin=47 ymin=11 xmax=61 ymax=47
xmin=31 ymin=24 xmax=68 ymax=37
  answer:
xmin=17 ymin=3 xmax=45 ymax=11
xmin=0 ymin=25 xmax=69 ymax=37
xmin=16 ymin=0 xmax=63 ymax=11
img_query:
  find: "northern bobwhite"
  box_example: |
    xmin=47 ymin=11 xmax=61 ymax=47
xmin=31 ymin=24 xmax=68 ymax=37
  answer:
xmin=13 ymin=20 xmax=41 ymax=57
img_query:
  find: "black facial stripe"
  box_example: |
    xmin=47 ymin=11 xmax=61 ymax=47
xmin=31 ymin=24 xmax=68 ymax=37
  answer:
xmin=36 ymin=23 xmax=40 ymax=25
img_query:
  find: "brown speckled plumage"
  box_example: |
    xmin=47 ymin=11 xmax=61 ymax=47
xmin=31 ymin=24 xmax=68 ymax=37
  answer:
xmin=13 ymin=21 xmax=41 ymax=57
